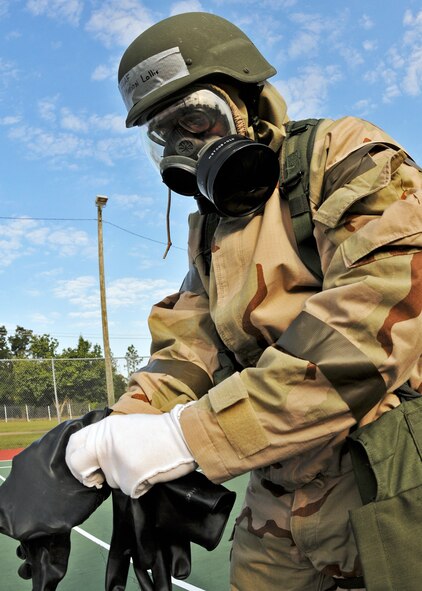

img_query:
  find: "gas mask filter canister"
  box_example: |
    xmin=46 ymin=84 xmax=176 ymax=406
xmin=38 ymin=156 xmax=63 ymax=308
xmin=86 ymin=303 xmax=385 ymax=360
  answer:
xmin=141 ymin=88 xmax=280 ymax=217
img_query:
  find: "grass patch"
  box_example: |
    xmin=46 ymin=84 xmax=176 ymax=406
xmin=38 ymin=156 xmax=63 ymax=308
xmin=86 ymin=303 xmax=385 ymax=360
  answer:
xmin=0 ymin=418 xmax=57 ymax=433
xmin=0 ymin=418 xmax=59 ymax=450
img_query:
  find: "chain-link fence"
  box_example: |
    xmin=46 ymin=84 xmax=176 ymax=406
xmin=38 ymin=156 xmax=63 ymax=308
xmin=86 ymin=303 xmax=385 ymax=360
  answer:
xmin=0 ymin=356 xmax=148 ymax=424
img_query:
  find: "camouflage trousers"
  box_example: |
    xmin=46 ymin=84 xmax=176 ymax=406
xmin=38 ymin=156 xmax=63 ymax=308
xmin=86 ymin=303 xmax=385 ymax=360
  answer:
xmin=230 ymin=453 xmax=365 ymax=591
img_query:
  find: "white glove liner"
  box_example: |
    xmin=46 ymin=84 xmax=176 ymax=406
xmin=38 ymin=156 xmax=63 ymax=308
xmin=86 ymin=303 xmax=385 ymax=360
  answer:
xmin=65 ymin=404 xmax=197 ymax=498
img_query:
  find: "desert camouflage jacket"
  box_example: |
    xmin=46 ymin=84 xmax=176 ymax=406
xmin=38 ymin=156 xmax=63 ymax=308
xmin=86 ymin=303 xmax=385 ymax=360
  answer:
xmin=113 ymin=115 xmax=422 ymax=489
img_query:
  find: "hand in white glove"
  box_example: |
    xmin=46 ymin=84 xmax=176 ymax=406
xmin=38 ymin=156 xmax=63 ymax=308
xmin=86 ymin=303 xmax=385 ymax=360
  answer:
xmin=65 ymin=404 xmax=196 ymax=498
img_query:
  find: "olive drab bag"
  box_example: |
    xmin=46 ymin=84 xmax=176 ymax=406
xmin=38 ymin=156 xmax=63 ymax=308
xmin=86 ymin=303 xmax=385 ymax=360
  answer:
xmin=204 ymin=118 xmax=422 ymax=591
xmin=347 ymin=390 xmax=422 ymax=591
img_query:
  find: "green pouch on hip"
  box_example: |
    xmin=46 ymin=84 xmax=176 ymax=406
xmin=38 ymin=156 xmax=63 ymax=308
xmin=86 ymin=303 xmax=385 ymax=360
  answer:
xmin=348 ymin=396 xmax=422 ymax=591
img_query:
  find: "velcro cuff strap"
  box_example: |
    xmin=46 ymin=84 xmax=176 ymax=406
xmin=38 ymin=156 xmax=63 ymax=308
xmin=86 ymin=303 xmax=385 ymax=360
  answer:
xmin=208 ymin=374 xmax=269 ymax=459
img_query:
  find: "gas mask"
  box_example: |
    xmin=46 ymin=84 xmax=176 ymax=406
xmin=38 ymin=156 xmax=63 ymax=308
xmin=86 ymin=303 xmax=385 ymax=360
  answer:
xmin=141 ymin=88 xmax=280 ymax=217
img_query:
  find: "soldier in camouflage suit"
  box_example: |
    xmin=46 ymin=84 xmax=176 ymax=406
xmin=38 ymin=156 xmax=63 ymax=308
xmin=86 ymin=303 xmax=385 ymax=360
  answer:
xmin=66 ymin=12 xmax=422 ymax=591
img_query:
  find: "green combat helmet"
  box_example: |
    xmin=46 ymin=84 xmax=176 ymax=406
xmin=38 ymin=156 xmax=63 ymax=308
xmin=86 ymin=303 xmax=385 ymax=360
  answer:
xmin=118 ymin=12 xmax=276 ymax=127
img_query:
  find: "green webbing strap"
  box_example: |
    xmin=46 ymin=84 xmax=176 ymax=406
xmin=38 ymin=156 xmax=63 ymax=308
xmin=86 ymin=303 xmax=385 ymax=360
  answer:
xmin=203 ymin=212 xmax=220 ymax=275
xmin=280 ymin=119 xmax=324 ymax=281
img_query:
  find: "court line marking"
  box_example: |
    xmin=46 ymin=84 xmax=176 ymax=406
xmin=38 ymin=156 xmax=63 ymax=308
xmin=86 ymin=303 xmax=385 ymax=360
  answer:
xmin=0 ymin=474 xmax=5 ymax=481
xmin=73 ymin=526 xmax=206 ymax=591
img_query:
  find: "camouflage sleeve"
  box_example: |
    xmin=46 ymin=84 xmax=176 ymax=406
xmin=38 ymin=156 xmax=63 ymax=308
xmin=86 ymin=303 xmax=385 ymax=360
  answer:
xmin=181 ymin=117 xmax=422 ymax=483
xmin=112 ymin=213 xmax=232 ymax=414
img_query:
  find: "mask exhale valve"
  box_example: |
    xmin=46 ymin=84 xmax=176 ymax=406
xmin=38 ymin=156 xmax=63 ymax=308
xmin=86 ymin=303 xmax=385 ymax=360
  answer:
xmin=196 ymin=134 xmax=280 ymax=217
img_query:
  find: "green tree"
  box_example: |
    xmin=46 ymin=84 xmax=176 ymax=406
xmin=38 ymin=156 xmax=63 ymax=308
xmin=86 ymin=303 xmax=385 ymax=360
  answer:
xmin=30 ymin=334 xmax=59 ymax=359
xmin=8 ymin=326 xmax=32 ymax=358
xmin=61 ymin=335 xmax=102 ymax=359
xmin=0 ymin=326 xmax=11 ymax=359
xmin=0 ymin=360 xmax=13 ymax=403
xmin=11 ymin=359 xmax=54 ymax=406
xmin=125 ymin=344 xmax=144 ymax=375
xmin=1 ymin=330 xmax=128 ymax=409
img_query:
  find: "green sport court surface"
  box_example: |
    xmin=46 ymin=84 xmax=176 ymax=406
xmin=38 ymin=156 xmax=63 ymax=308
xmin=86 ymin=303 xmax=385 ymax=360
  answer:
xmin=0 ymin=458 xmax=248 ymax=590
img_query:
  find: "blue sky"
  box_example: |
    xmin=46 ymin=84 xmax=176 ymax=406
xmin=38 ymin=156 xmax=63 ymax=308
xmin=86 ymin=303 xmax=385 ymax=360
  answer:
xmin=1 ymin=0 xmax=421 ymax=359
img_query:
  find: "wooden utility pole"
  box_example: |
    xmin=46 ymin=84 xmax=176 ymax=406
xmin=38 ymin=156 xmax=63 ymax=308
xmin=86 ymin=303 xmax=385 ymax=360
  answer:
xmin=95 ymin=195 xmax=115 ymax=406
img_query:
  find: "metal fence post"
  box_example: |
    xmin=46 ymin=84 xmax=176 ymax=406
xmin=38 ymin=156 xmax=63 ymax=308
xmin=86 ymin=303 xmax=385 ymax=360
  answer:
xmin=51 ymin=358 xmax=61 ymax=423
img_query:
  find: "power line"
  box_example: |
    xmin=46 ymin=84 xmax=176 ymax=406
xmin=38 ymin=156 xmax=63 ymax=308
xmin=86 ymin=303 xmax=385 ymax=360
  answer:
xmin=2 ymin=329 xmax=151 ymax=340
xmin=0 ymin=215 xmax=186 ymax=251
xmin=0 ymin=216 xmax=96 ymax=222
xmin=103 ymin=220 xmax=185 ymax=250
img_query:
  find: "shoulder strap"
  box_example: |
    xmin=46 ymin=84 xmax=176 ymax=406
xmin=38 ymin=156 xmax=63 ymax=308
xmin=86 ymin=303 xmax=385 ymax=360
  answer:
xmin=280 ymin=118 xmax=324 ymax=281
xmin=202 ymin=212 xmax=220 ymax=276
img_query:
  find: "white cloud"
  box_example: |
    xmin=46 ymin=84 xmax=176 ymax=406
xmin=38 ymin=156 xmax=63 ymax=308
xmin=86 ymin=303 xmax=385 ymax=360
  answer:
xmin=54 ymin=275 xmax=178 ymax=312
xmin=403 ymin=46 xmax=422 ymax=96
xmin=38 ymin=96 xmax=59 ymax=122
xmin=9 ymin=125 xmax=93 ymax=160
xmin=30 ymin=312 xmax=57 ymax=324
xmin=112 ymin=193 xmax=154 ymax=208
xmin=214 ymin=0 xmax=296 ymax=6
xmin=360 ymin=14 xmax=374 ymax=30
xmin=338 ymin=45 xmax=364 ymax=67
xmin=89 ymin=113 xmax=126 ymax=134
xmin=0 ymin=218 xmax=95 ymax=270
xmin=363 ymin=16 xmax=422 ymax=102
xmin=49 ymin=229 xmax=93 ymax=256
xmin=35 ymin=105 xmax=127 ymax=135
xmin=25 ymin=0 xmax=83 ymax=26
xmin=85 ymin=0 xmax=154 ymax=48
xmin=403 ymin=9 xmax=422 ymax=30
xmin=288 ymin=31 xmax=319 ymax=59
xmin=388 ymin=46 xmax=405 ymax=70
xmin=7 ymin=117 xmax=135 ymax=167
xmin=383 ymin=83 xmax=401 ymax=103
xmin=0 ymin=0 xmax=9 ymax=18
xmin=54 ymin=276 xmax=99 ymax=309
xmin=60 ymin=107 xmax=89 ymax=133
xmin=170 ymin=1 xmax=203 ymax=16
xmin=0 ymin=218 xmax=38 ymax=268
xmin=362 ymin=40 xmax=377 ymax=52
xmin=365 ymin=61 xmax=400 ymax=103
xmin=0 ymin=115 xmax=21 ymax=125
xmin=276 ymin=65 xmax=342 ymax=119
xmin=91 ymin=56 xmax=120 ymax=82
xmin=68 ymin=310 xmax=101 ymax=320
xmin=107 ymin=277 xmax=179 ymax=308
xmin=289 ymin=12 xmax=326 ymax=34
xmin=352 ymin=98 xmax=375 ymax=117
xmin=0 ymin=58 xmax=19 ymax=86
xmin=5 ymin=30 xmax=22 ymax=40
xmin=400 ymin=11 xmax=422 ymax=96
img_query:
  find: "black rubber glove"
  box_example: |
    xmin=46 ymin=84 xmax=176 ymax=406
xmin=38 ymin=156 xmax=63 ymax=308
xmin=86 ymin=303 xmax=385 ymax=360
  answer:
xmin=106 ymin=471 xmax=236 ymax=591
xmin=16 ymin=534 xmax=71 ymax=591
xmin=105 ymin=488 xmax=191 ymax=591
xmin=106 ymin=488 xmax=157 ymax=591
xmin=0 ymin=409 xmax=111 ymax=590
xmin=155 ymin=470 xmax=237 ymax=551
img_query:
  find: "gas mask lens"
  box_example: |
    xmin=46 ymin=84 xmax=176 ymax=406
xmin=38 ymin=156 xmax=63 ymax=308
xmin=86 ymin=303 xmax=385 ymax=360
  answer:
xmin=141 ymin=89 xmax=237 ymax=197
